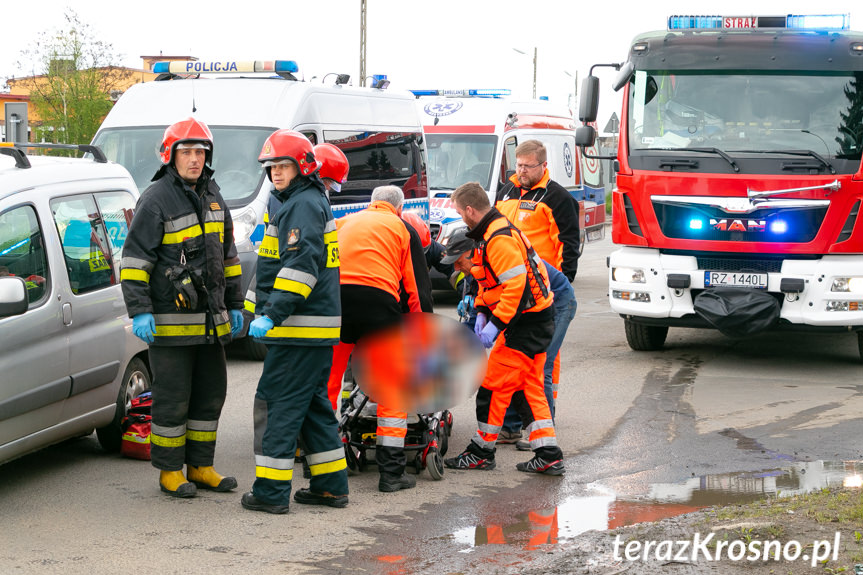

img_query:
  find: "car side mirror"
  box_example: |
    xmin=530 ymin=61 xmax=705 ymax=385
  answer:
xmin=0 ymin=276 xmax=29 ymax=318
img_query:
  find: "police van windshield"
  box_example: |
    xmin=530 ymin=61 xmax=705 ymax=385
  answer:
xmin=426 ymin=134 xmax=497 ymax=191
xmin=92 ymin=126 xmax=272 ymax=204
xmin=628 ymin=70 xmax=863 ymax=160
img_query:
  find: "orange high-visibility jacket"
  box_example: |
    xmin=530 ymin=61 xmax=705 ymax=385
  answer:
xmin=495 ymin=170 xmax=580 ymax=281
xmin=467 ymin=209 xmax=552 ymax=330
xmin=336 ymin=201 xmax=421 ymax=312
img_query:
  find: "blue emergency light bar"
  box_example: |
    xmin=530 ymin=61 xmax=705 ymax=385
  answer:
xmin=152 ymin=60 xmax=299 ymax=75
xmin=667 ymin=14 xmax=850 ymax=31
xmin=409 ymin=89 xmax=512 ymax=98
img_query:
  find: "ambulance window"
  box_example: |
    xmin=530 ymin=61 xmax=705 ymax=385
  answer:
xmin=51 ymin=195 xmax=116 ymax=295
xmin=502 ymin=137 xmax=518 ymax=183
xmin=0 ymin=205 xmax=49 ymax=306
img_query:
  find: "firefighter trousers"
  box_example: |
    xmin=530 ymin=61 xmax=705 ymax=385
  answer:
xmin=471 ymin=338 xmax=562 ymax=461
xmin=148 ymin=343 xmax=228 ymax=471
xmin=252 ymin=345 xmax=348 ymax=506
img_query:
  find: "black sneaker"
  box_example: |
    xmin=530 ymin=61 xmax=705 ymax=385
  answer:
xmin=241 ymin=491 xmax=290 ymax=514
xmin=516 ymin=455 xmax=565 ymax=476
xmin=379 ymin=473 xmax=417 ymax=492
xmin=444 ymin=449 xmax=496 ymax=470
xmin=293 ymin=488 xmax=348 ymax=508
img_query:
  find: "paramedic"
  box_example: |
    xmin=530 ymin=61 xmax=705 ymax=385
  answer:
xmin=444 ymin=182 xmax=564 ymax=476
xmin=328 ymin=185 xmax=423 ymax=492
xmin=241 ymin=130 xmax=348 ymax=514
xmin=121 ymin=116 xmax=244 ymax=498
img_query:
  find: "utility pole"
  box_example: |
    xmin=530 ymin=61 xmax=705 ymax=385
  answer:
xmin=359 ymin=0 xmax=367 ymax=87
xmin=532 ymin=46 xmax=537 ymax=100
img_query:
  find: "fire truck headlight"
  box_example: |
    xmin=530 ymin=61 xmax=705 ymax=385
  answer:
xmin=831 ymin=277 xmax=863 ymax=293
xmin=612 ymin=266 xmax=646 ymax=284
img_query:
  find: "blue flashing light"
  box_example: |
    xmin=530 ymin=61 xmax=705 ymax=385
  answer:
xmin=770 ymin=220 xmax=788 ymax=234
xmin=668 ymin=15 xmax=723 ymax=30
xmin=786 ymin=14 xmax=850 ymax=30
xmin=469 ymin=89 xmax=511 ymax=97
xmin=274 ymin=60 xmax=299 ymax=74
xmin=153 ymin=62 xmax=170 ymax=74
xmin=409 ymin=89 xmax=512 ymax=98
xmin=688 ymin=219 xmax=704 ymax=231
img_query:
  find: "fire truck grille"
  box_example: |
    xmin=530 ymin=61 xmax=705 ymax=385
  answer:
xmin=695 ymin=257 xmax=783 ymax=273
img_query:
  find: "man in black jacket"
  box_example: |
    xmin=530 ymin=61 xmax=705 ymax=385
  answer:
xmin=121 ymin=117 xmax=245 ymax=498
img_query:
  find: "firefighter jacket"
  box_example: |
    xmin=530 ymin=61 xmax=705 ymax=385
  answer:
xmin=336 ymin=201 xmax=421 ymax=312
xmin=253 ymin=176 xmax=341 ymax=346
xmin=495 ymin=170 xmax=580 ymax=281
xmin=120 ymin=164 xmax=243 ymax=346
xmin=466 ymin=208 xmax=553 ymax=332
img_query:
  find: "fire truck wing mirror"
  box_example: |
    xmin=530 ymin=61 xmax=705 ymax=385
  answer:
xmin=579 ymin=76 xmax=600 ymax=122
xmin=612 ymin=61 xmax=635 ymax=92
xmin=576 ymin=125 xmax=596 ymax=147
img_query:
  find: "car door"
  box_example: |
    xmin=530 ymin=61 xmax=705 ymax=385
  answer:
xmin=50 ymin=191 xmax=136 ymax=418
xmin=0 ymin=201 xmax=71 ymax=446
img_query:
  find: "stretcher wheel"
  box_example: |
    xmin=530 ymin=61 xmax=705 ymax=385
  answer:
xmin=427 ymin=447 xmax=444 ymax=480
xmin=344 ymin=443 xmax=360 ymax=476
xmin=436 ymin=422 xmax=449 ymax=456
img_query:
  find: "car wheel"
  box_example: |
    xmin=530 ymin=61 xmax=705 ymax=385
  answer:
xmin=624 ymin=319 xmax=669 ymax=351
xmin=96 ymin=357 xmax=151 ymax=452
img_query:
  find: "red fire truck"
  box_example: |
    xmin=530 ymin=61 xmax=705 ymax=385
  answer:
xmin=577 ymin=14 xmax=863 ymax=360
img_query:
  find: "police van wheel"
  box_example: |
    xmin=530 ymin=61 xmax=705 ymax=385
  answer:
xmin=243 ymin=336 xmax=268 ymax=361
xmin=96 ymin=357 xmax=151 ymax=452
xmin=624 ymin=319 xmax=668 ymax=352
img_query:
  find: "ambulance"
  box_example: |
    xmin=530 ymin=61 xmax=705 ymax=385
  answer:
xmin=412 ymin=89 xmax=606 ymax=287
xmin=91 ymin=59 xmax=428 ymax=358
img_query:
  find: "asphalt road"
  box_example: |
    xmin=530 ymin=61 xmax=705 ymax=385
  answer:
xmin=2 ymin=232 xmax=862 ymax=575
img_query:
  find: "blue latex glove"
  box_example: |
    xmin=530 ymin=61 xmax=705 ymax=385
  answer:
xmin=132 ymin=313 xmax=155 ymax=344
xmin=474 ymin=312 xmax=488 ymax=336
xmin=479 ymin=322 xmax=500 ymax=348
xmin=457 ymin=295 xmax=474 ymax=319
xmin=249 ymin=315 xmax=274 ymax=339
xmin=229 ymin=309 xmax=244 ymax=337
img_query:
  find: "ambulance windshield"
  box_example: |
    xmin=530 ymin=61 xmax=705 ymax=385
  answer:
xmin=92 ymin=126 xmax=273 ymax=204
xmin=628 ymin=70 xmax=863 ymax=160
xmin=425 ymin=134 xmax=497 ymax=191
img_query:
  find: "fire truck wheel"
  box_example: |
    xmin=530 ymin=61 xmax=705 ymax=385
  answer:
xmin=624 ymin=320 xmax=668 ymax=351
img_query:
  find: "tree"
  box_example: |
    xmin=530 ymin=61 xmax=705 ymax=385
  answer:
xmin=15 ymin=9 xmax=130 ymax=151
xmin=836 ymin=73 xmax=863 ymax=158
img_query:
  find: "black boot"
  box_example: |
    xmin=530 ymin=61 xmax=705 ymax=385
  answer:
xmin=378 ymin=472 xmax=417 ymax=492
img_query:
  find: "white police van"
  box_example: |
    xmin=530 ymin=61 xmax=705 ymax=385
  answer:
xmin=0 ymin=143 xmax=150 ymax=465
xmin=413 ymin=89 xmax=606 ymax=287
xmin=92 ymin=60 xmax=429 ymax=359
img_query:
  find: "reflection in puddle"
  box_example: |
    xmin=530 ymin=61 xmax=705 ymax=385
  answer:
xmin=454 ymin=460 xmax=863 ymax=549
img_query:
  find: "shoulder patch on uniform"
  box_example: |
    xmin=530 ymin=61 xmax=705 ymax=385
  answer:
xmin=287 ymin=228 xmax=301 ymax=245
xmin=210 ymin=202 xmax=221 ymax=211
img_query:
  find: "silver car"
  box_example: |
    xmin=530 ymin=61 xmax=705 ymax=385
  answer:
xmin=0 ymin=143 xmax=150 ymax=464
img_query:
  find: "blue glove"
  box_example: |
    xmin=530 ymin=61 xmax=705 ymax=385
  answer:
xmin=474 ymin=312 xmax=488 ymax=336
xmin=230 ymin=309 xmax=244 ymax=337
xmin=132 ymin=313 xmax=155 ymax=344
xmin=457 ymin=295 xmax=474 ymax=318
xmin=479 ymin=322 xmax=500 ymax=348
xmin=249 ymin=315 xmax=274 ymax=339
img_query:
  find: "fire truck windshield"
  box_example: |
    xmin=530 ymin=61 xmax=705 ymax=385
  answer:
xmin=425 ymin=134 xmax=497 ymax=191
xmin=628 ymin=70 xmax=863 ymax=161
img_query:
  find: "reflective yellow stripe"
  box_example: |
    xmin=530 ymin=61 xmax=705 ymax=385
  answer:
xmin=204 ymin=222 xmax=224 ymax=235
xmin=151 ymin=434 xmax=186 ymax=447
xmin=309 ymin=458 xmax=347 ymax=476
xmin=215 ymin=322 xmax=231 ymax=337
xmin=273 ymin=278 xmax=312 ymax=297
xmin=244 ymin=300 xmax=256 ymax=313
xmin=258 ymin=235 xmax=279 ymax=259
xmin=256 ymin=466 xmax=293 ymax=481
xmin=120 ymin=269 xmax=150 ymax=283
xmin=155 ymin=325 xmax=206 ymax=336
xmin=162 ymin=225 xmax=203 ymax=244
xmin=323 ymin=230 xmax=337 ymax=243
xmin=326 ymin=241 xmax=340 ymax=268
xmin=267 ymin=326 xmax=340 ymax=339
xmin=224 ymin=264 xmax=241 ymax=278
xmin=186 ymin=430 xmax=217 ymax=442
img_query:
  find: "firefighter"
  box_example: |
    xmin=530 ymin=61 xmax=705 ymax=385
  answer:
xmin=444 ymin=182 xmax=565 ymax=475
xmin=120 ymin=116 xmax=245 ymax=498
xmin=313 ymin=142 xmax=350 ymax=198
xmin=327 ymin=185 xmax=423 ymax=492
xmin=241 ymin=130 xmax=348 ymax=514
xmin=495 ymin=139 xmax=580 ymax=445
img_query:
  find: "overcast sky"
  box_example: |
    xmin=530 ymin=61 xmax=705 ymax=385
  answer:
xmin=3 ymin=0 xmax=860 ymax=128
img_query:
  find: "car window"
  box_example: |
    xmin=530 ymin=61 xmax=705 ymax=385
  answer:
xmin=0 ymin=204 xmax=49 ymax=305
xmin=94 ymin=191 xmax=136 ymax=279
xmin=51 ymin=195 xmax=116 ymax=294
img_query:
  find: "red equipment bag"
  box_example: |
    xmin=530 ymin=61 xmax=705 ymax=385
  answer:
xmin=120 ymin=391 xmax=152 ymax=460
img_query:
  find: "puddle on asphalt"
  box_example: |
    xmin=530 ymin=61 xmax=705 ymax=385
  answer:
xmin=452 ymin=460 xmax=863 ymax=550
